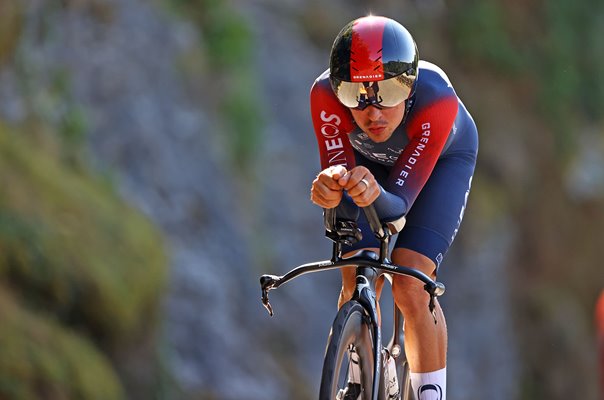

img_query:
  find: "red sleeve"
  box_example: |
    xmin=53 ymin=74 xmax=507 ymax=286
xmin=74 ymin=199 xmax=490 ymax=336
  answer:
xmin=386 ymin=95 xmax=459 ymax=208
xmin=310 ymin=72 xmax=357 ymax=170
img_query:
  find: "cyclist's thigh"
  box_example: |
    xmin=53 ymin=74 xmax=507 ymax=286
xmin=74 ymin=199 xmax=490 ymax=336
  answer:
xmin=394 ymin=152 xmax=476 ymax=273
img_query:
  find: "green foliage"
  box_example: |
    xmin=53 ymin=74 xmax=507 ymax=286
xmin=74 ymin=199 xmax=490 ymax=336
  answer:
xmin=167 ymin=0 xmax=264 ymax=170
xmin=544 ymin=0 xmax=604 ymax=121
xmin=221 ymin=73 xmax=263 ymax=167
xmin=582 ymin=12 xmax=604 ymax=119
xmin=197 ymin=0 xmax=253 ymax=69
xmin=5 ymin=3 xmax=91 ymax=170
xmin=0 ymin=288 xmax=125 ymax=400
xmin=449 ymin=0 xmax=604 ymax=158
xmin=0 ymin=126 xmax=168 ymax=344
xmin=18 ymin=68 xmax=91 ymax=169
xmin=450 ymin=1 xmax=522 ymax=73
xmin=49 ymin=70 xmax=89 ymax=156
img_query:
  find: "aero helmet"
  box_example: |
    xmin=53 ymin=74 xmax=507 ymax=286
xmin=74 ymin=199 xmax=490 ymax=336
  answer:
xmin=329 ymin=16 xmax=419 ymax=110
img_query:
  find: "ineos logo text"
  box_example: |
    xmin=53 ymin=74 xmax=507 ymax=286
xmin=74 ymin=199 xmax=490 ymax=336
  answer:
xmin=320 ymin=111 xmax=348 ymax=167
xmin=319 ymin=111 xmax=341 ymax=139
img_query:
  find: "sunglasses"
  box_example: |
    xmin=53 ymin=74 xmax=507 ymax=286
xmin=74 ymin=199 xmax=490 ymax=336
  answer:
xmin=331 ymin=75 xmax=414 ymax=110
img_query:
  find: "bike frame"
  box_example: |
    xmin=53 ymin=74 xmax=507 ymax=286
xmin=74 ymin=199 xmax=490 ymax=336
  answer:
xmin=260 ymin=206 xmax=445 ymax=400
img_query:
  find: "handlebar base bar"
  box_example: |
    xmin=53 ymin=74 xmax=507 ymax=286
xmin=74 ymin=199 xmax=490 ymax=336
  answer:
xmin=260 ymin=204 xmax=445 ymax=317
xmin=260 ymin=251 xmax=445 ymax=317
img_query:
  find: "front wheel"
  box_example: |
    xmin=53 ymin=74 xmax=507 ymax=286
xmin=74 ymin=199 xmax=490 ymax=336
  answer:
xmin=319 ymin=301 xmax=375 ymax=400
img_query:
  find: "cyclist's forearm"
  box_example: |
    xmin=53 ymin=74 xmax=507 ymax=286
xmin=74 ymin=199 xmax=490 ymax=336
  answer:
xmin=337 ymin=187 xmax=407 ymax=222
xmin=373 ymin=186 xmax=407 ymax=221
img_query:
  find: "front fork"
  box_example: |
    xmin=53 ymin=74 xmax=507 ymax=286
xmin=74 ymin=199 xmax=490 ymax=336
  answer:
xmin=356 ymin=268 xmax=408 ymax=400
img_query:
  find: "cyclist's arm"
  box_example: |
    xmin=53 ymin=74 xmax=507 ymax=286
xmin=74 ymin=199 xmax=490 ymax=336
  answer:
xmin=337 ymin=185 xmax=402 ymax=222
xmin=382 ymin=94 xmax=459 ymax=217
xmin=310 ymin=71 xmax=361 ymax=220
xmin=310 ymin=70 xmax=357 ymax=170
xmin=310 ymin=72 xmax=410 ymax=221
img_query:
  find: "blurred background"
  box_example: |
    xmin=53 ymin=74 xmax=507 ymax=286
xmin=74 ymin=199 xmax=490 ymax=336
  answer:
xmin=0 ymin=0 xmax=603 ymax=399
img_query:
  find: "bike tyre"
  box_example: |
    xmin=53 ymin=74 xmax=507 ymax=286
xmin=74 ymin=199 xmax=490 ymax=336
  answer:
xmin=319 ymin=300 xmax=375 ymax=400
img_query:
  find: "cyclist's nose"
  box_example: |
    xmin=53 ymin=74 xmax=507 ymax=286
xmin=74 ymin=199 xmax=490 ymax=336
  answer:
xmin=366 ymin=105 xmax=383 ymax=121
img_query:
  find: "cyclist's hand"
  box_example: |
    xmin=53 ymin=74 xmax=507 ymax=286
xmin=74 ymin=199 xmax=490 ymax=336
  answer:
xmin=311 ymin=165 xmax=347 ymax=208
xmin=338 ymin=166 xmax=380 ymax=207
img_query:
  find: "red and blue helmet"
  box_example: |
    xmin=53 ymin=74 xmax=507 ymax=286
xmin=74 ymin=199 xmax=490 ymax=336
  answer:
xmin=329 ymin=16 xmax=419 ymax=110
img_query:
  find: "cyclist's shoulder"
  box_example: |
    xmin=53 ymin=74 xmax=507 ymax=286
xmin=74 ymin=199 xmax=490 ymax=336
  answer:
xmin=415 ymin=60 xmax=457 ymax=100
xmin=314 ymin=68 xmax=331 ymax=83
xmin=405 ymin=60 xmax=459 ymax=124
xmin=310 ymin=69 xmax=356 ymax=134
xmin=311 ymin=69 xmax=335 ymax=100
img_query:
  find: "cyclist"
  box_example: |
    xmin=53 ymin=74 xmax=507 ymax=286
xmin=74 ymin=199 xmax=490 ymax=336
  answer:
xmin=309 ymin=15 xmax=478 ymax=400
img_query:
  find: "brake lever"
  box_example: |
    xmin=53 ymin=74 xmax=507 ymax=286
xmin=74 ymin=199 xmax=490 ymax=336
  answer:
xmin=262 ymin=292 xmax=274 ymax=317
xmin=428 ymin=295 xmax=437 ymax=324
xmin=260 ymin=274 xmax=280 ymax=316
xmin=425 ymin=281 xmax=446 ymax=324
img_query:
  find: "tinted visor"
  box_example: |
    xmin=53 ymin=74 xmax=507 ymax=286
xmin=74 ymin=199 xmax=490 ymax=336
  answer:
xmin=331 ymin=75 xmax=414 ymax=110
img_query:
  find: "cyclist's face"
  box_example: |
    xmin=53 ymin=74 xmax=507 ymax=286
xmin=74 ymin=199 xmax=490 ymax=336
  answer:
xmin=350 ymin=102 xmax=406 ymax=143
